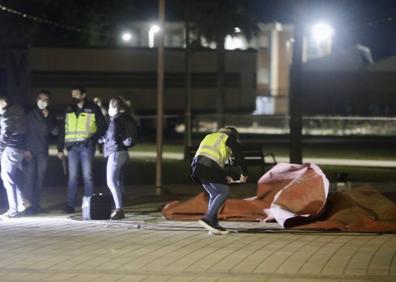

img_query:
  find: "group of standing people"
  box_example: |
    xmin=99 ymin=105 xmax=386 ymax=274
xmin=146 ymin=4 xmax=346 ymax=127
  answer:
xmin=0 ymin=85 xmax=249 ymax=235
xmin=0 ymin=86 xmax=138 ymax=220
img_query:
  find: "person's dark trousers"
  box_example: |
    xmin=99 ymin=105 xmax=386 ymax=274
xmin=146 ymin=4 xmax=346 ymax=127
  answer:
xmin=201 ymin=182 xmax=230 ymax=224
xmin=24 ymin=152 xmax=48 ymax=210
xmin=1 ymin=147 xmax=25 ymax=214
xmin=67 ymin=143 xmax=95 ymax=208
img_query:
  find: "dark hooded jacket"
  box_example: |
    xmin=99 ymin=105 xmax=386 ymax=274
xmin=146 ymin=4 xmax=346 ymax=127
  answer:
xmin=102 ymin=112 xmax=138 ymax=157
xmin=26 ymin=107 xmax=58 ymax=154
xmin=0 ymin=103 xmax=27 ymax=154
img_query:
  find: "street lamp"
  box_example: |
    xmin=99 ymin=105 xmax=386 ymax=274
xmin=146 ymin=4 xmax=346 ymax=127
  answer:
xmin=121 ymin=32 xmax=132 ymax=42
xmin=311 ymin=22 xmax=334 ymax=44
xmin=304 ymin=22 xmax=335 ymax=60
xmin=149 ymin=25 xmax=160 ymax=48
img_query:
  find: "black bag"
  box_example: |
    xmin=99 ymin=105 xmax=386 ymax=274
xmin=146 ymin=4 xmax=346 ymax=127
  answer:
xmin=82 ymin=194 xmax=112 ymax=220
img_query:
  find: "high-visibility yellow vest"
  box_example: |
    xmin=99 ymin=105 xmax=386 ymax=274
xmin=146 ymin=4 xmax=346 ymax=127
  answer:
xmin=65 ymin=112 xmax=97 ymax=143
xmin=195 ymin=132 xmax=231 ymax=168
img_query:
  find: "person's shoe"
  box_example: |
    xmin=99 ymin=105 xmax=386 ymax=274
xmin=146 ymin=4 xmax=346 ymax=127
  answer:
xmin=214 ymin=223 xmax=231 ymax=235
xmin=110 ymin=209 xmax=125 ymax=220
xmin=1 ymin=210 xmax=20 ymax=219
xmin=63 ymin=205 xmax=75 ymax=214
xmin=198 ymin=218 xmax=228 ymax=235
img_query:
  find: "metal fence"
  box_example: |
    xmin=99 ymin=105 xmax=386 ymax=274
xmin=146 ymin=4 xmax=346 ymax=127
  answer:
xmin=172 ymin=114 xmax=396 ymax=136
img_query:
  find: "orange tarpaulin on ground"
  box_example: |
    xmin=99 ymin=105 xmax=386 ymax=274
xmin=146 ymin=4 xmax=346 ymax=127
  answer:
xmin=162 ymin=163 xmax=396 ymax=232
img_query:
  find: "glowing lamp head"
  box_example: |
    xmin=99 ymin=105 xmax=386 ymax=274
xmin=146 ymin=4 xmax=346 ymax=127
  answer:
xmin=121 ymin=32 xmax=132 ymax=42
xmin=311 ymin=23 xmax=334 ymax=43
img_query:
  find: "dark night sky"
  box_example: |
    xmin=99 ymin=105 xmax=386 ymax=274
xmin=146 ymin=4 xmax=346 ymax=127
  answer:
xmin=1 ymin=0 xmax=396 ymax=60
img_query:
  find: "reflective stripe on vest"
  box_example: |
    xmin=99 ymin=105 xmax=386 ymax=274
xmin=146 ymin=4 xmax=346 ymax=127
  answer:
xmin=195 ymin=132 xmax=231 ymax=168
xmin=65 ymin=112 xmax=97 ymax=143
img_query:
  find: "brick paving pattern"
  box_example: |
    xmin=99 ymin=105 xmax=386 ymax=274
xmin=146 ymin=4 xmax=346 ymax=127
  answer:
xmin=0 ymin=214 xmax=395 ymax=281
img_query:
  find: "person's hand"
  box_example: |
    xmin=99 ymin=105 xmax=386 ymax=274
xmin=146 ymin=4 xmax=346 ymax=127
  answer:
xmin=57 ymin=152 xmax=64 ymax=160
xmin=239 ymin=174 xmax=248 ymax=183
xmin=226 ymin=176 xmax=234 ymax=184
xmin=24 ymin=150 xmax=32 ymax=160
xmin=42 ymin=109 xmax=49 ymax=118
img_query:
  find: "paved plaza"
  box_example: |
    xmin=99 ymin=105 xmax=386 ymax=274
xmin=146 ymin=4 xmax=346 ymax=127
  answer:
xmin=1 ymin=186 xmax=396 ymax=282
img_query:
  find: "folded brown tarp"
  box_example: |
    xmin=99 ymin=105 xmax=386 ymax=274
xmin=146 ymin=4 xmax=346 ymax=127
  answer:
xmin=162 ymin=163 xmax=396 ymax=232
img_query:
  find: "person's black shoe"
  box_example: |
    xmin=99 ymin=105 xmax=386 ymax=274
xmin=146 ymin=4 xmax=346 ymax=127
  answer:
xmin=110 ymin=209 xmax=125 ymax=220
xmin=198 ymin=218 xmax=229 ymax=235
xmin=63 ymin=205 xmax=75 ymax=214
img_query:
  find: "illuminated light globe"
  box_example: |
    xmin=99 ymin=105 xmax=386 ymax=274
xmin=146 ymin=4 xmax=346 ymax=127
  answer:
xmin=121 ymin=32 xmax=132 ymax=42
xmin=311 ymin=23 xmax=334 ymax=43
xmin=149 ymin=25 xmax=160 ymax=34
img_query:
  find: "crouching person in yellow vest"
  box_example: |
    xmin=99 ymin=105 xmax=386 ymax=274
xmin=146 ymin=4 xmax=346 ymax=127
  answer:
xmin=57 ymin=86 xmax=106 ymax=213
xmin=192 ymin=127 xmax=248 ymax=234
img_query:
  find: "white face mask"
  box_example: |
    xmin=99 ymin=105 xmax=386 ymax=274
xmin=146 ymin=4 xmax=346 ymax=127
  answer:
xmin=108 ymin=106 xmax=119 ymax=117
xmin=37 ymin=100 xmax=48 ymax=110
xmin=0 ymin=108 xmax=5 ymax=115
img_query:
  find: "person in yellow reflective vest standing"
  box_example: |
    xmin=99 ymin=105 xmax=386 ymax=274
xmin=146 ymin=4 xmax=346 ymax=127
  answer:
xmin=192 ymin=127 xmax=248 ymax=234
xmin=57 ymin=86 xmax=106 ymax=213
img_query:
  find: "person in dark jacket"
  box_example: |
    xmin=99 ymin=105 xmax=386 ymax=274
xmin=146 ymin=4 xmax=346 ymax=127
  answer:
xmin=192 ymin=127 xmax=248 ymax=234
xmin=57 ymin=86 xmax=106 ymax=213
xmin=0 ymin=97 xmax=28 ymax=218
xmin=99 ymin=96 xmax=138 ymax=220
xmin=24 ymin=90 xmax=58 ymax=214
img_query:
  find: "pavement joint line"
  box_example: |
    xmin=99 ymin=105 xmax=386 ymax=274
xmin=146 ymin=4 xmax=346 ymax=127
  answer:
xmin=115 ymin=230 xmax=201 ymax=270
xmin=1 ymin=267 xmax=396 ymax=280
xmin=300 ymin=234 xmax=351 ymax=274
xmin=364 ymin=235 xmax=393 ymax=275
xmin=202 ymin=234 xmax=261 ymax=272
xmin=272 ymin=234 xmax=321 ymax=273
xmin=341 ymin=234 xmax=377 ymax=275
xmin=389 ymin=247 xmax=396 ymax=273
xmin=319 ymin=235 xmax=358 ymax=274
xmin=231 ymin=235 xmax=289 ymax=273
xmin=162 ymin=230 xmax=247 ymax=272
xmin=251 ymin=236 xmax=305 ymax=273
xmin=228 ymin=235 xmax=283 ymax=273
xmin=135 ymin=230 xmax=213 ymax=270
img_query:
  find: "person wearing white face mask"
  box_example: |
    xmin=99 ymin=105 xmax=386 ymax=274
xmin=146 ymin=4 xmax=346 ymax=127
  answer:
xmin=23 ymin=90 xmax=59 ymax=214
xmin=99 ymin=96 xmax=138 ymax=220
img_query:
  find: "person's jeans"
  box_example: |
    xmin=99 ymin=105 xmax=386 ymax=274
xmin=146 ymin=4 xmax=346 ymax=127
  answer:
xmin=1 ymin=147 xmax=25 ymax=214
xmin=202 ymin=182 xmax=230 ymax=224
xmin=67 ymin=143 xmax=95 ymax=208
xmin=106 ymin=151 xmax=129 ymax=209
xmin=24 ymin=152 xmax=48 ymax=208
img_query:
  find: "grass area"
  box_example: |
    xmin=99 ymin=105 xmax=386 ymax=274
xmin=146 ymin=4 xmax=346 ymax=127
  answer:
xmin=127 ymin=142 xmax=396 ymax=183
xmin=133 ymin=142 xmax=396 ymax=160
xmin=43 ymin=142 xmax=396 ymax=187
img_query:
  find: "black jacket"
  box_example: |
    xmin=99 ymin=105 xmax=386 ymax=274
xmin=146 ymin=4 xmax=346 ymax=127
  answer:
xmin=26 ymin=107 xmax=58 ymax=154
xmin=191 ymin=134 xmax=248 ymax=184
xmin=102 ymin=112 xmax=138 ymax=157
xmin=0 ymin=103 xmax=27 ymax=153
xmin=57 ymin=99 xmax=106 ymax=151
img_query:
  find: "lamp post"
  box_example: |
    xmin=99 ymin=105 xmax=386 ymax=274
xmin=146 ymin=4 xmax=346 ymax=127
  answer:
xmin=289 ymin=3 xmax=305 ymax=164
xmin=155 ymin=0 xmax=165 ymax=194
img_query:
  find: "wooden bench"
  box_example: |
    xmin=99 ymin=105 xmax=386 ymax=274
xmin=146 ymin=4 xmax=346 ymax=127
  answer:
xmin=186 ymin=144 xmax=277 ymax=173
